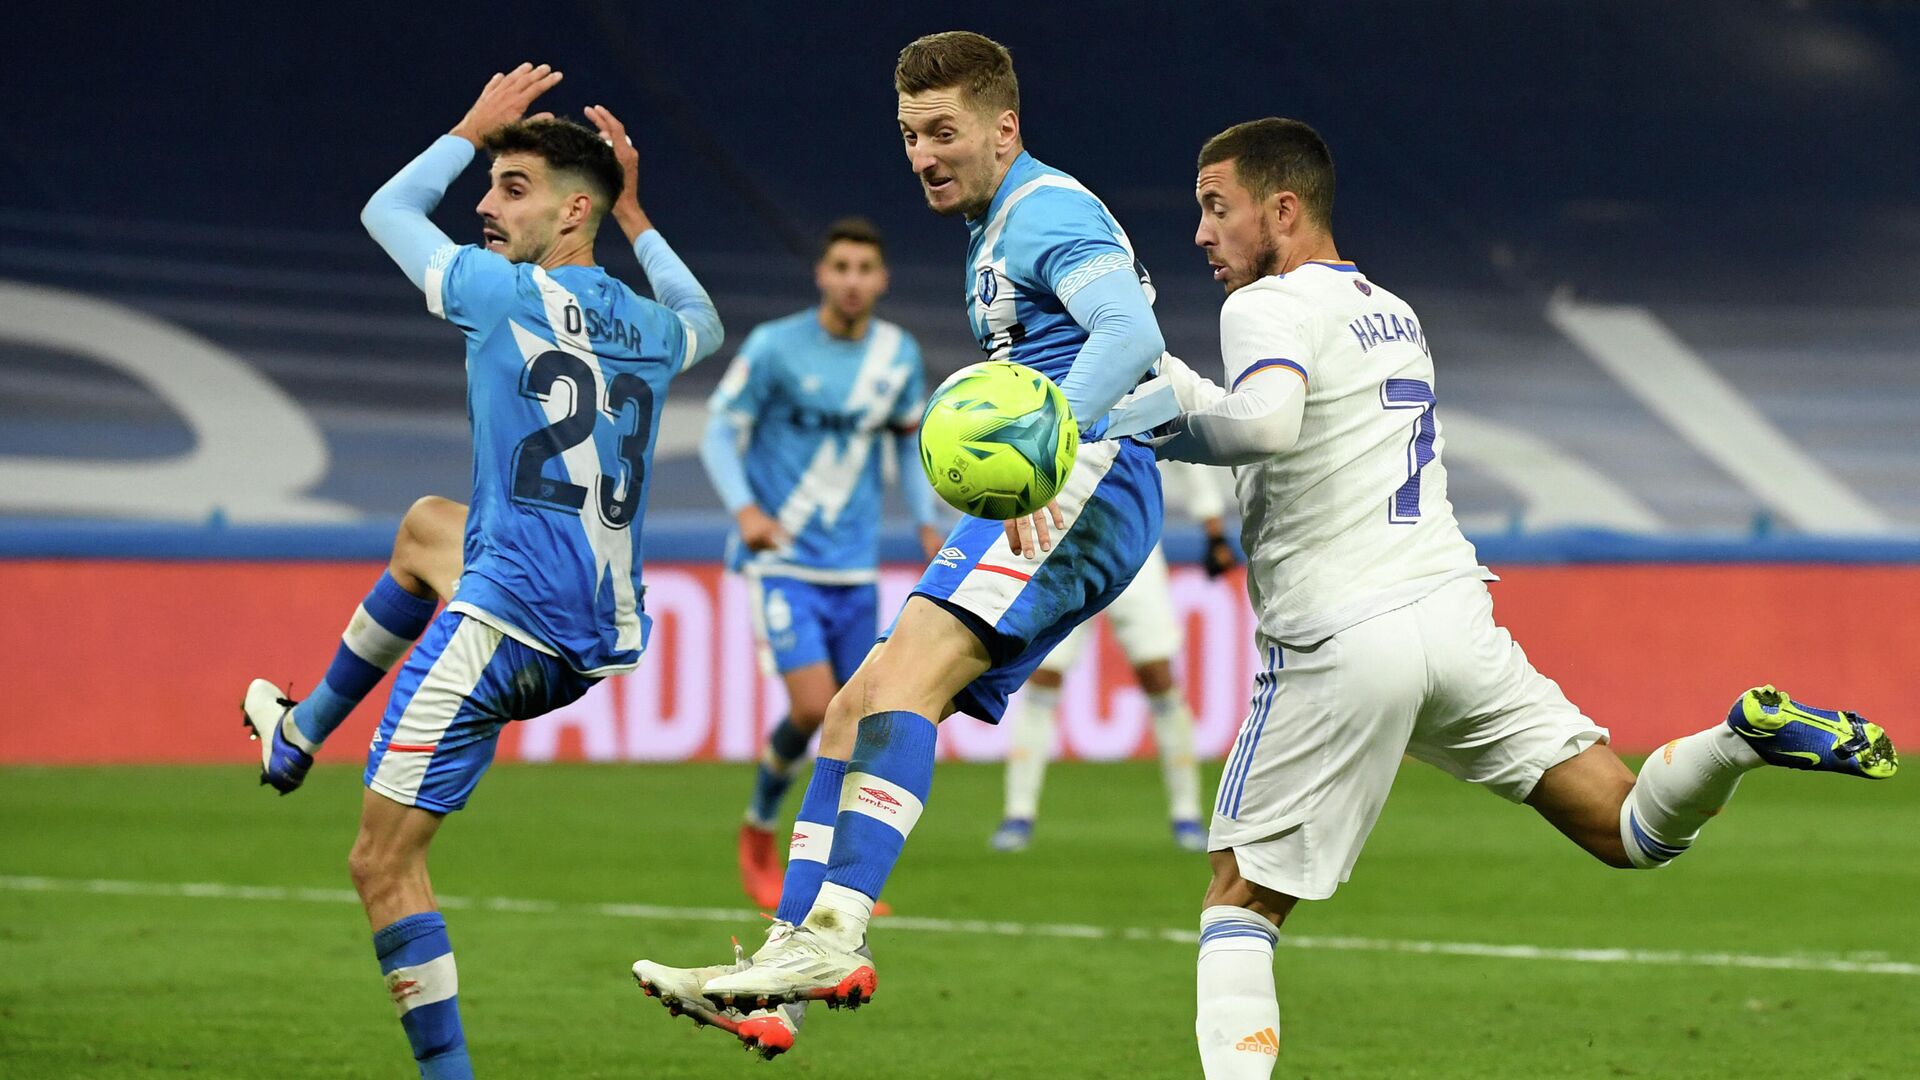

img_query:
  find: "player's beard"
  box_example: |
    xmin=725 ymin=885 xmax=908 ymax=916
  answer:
xmin=1228 ymin=225 xmax=1284 ymax=294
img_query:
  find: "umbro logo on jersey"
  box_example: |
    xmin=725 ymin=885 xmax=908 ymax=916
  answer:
xmin=1235 ymin=1028 xmax=1280 ymax=1055
xmin=857 ymin=786 xmax=903 ymax=812
xmin=935 ymin=546 xmax=967 ymax=569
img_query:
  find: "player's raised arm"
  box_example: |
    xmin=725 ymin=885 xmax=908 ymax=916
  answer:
xmin=586 ymin=104 xmax=724 ymax=369
xmin=361 ymin=63 xmax=564 ymax=290
xmin=1144 ymin=289 xmax=1309 ymax=466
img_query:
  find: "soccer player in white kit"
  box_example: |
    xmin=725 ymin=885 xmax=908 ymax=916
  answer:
xmin=1141 ymin=118 xmax=1898 ymax=1078
xmin=990 ymin=460 xmax=1234 ymax=853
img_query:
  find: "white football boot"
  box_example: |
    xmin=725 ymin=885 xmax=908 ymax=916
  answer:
xmin=633 ymin=936 xmax=805 ymax=1059
xmin=702 ymin=920 xmax=876 ymax=1011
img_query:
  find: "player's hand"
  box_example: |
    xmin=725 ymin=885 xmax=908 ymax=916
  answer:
xmin=736 ymin=505 xmax=791 ymax=553
xmin=1203 ymin=533 xmax=1240 ymax=579
xmin=1003 ymin=501 xmax=1065 ymax=561
xmin=583 ymin=105 xmax=641 ymax=203
xmin=918 ymin=524 xmax=946 ymax=562
xmin=450 ymin=63 xmax=564 ymax=148
xmin=584 ymin=104 xmax=654 ymax=239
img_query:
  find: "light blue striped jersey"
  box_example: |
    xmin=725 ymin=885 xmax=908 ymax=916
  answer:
xmin=709 ymin=309 xmax=926 ymax=582
xmin=424 ymin=242 xmax=691 ymax=676
xmin=965 ymin=152 xmax=1153 ymax=384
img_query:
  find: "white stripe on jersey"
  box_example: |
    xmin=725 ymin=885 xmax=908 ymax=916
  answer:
xmin=971 ymin=175 xmax=1144 ymax=359
xmin=423 ymin=243 xmax=458 ymax=319
xmin=945 ymin=439 xmax=1121 ymax=626
xmin=519 ymin=268 xmax=644 ymax=655
xmin=770 ymin=322 xmax=904 ymax=539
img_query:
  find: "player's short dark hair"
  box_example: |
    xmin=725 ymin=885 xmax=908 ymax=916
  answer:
xmin=483 ymin=118 xmax=624 ymax=214
xmin=1198 ymin=118 xmax=1335 ymax=228
xmin=895 ymin=31 xmax=1020 ymax=118
xmin=818 ymin=216 xmax=886 ymax=263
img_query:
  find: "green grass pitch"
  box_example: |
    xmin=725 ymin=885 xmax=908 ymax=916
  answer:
xmin=2 ymin=759 xmax=1915 ymax=1078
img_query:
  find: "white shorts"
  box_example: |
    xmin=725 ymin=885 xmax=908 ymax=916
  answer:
xmin=1210 ymin=576 xmax=1607 ymax=901
xmin=1038 ymin=544 xmax=1179 ymax=673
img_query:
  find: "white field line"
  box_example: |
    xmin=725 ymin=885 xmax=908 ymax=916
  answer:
xmin=4 ymin=874 xmax=1915 ymax=978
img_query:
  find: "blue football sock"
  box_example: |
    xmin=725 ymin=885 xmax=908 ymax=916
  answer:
xmin=373 ymin=911 xmax=472 ymax=1080
xmin=824 ymin=711 xmax=938 ymax=901
xmin=293 ymin=572 xmax=436 ymax=745
xmin=775 ymin=756 xmax=847 ymax=924
xmin=748 ymin=716 xmax=814 ymax=827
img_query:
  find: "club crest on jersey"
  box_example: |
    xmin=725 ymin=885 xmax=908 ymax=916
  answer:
xmin=975 ymin=266 xmax=998 ymax=307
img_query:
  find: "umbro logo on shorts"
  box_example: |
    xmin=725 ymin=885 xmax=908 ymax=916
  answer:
xmin=1235 ymin=1027 xmax=1280 ymax=1055
xmin=935 ymin=546 xmax=966 ymax=569
xmin=857 ymin=786 xmax=903 ymax=812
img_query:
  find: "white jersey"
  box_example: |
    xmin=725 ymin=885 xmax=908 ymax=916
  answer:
xmin=1222 ymin=260 xmax=1490 ymax=645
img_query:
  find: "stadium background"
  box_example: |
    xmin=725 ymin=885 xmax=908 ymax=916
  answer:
xmin=3 ymin=1 xmax=1917 ymax=767
xmin=6 ymin=6 xmax=1920 ymax=1079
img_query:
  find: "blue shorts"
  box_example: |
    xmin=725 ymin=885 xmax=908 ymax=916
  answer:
xmin=895 ymin=439 xmax=1163 ymax=724
xmin=747 ymin=574 xmax=878 ymax=684
xmin=364 ymin=610 xmax=597 ymax=813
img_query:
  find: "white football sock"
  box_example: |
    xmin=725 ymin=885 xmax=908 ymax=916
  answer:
xmin=1150 ymin=688 xmax=1203 ymax=822
xmin=1196 ymin=905 xmax=1280 ymax=1079
xmin=804 ymin=882 xmax=875 ymax=951
xmin=1003 ymin=684 xmax=1059 ymax=821
xmin=1621 ymin=726 xmax=1762 ymax=868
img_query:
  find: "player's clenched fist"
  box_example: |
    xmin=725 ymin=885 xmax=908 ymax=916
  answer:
xmin=450 ymin=62 xmax=565 ymax=148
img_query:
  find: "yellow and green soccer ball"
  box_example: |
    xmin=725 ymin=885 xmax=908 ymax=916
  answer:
xmin=919 ymin=361 xmax=1078 ymax=520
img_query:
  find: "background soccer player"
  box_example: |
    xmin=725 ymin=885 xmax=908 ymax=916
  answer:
xmin=1143 ymin=117 xmax=1899 ymax=1079
xmin=244 ymin=65 xmax=722 ymax=1080
xmin=699 ymin=216 xmax=943 ymax=908
xmin=991 ymin=459 xmax=1235 ymax=853
xmin=635 ymin=30 xmax=1176 ymax=1054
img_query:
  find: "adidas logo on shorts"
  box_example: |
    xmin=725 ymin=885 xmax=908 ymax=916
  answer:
xmin=1235 ymin=1027 xmax=1280 ymax=1055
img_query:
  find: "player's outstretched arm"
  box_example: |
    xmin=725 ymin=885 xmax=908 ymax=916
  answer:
xmin=1144 ymin=293 xmax=1310 ymax=466
xmin=585 ymin=104 xmax=724 ymax=368
xmin=1055 ymin=271 xmax=1165 ymax=429
xmin=362 ymin=63 xmax=564 ymax=290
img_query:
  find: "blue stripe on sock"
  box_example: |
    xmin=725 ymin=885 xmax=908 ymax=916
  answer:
xmin=1200 ymin=920 xmax=1278 ymax=948
xmin=366 ymin=571 xmax=437 ymax=637
xmin=1627 ymin=811 xmax=1689 ymax=862
xmin=776 ymin=757 xmax=847 ymax=924
xmin=825 ymin=711 xmax=937 ymax=901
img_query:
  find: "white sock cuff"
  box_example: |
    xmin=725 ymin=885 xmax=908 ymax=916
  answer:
xmin=1199 ymin=905 xmax=1278 ymax=957
xmin=1147 ymin=688 xmax=1188 ymax=719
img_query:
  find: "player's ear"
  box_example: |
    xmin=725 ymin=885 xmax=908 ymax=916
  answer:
xmin=996 ymin=109 xmax=1020 ymax=153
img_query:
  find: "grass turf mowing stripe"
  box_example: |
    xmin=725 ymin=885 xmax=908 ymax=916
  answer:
xmin=6 ymin=873 xmax=1915 ymax=978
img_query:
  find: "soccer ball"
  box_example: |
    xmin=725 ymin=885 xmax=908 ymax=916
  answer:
xmin=919 ymin=361 xmax=1078 ymax=520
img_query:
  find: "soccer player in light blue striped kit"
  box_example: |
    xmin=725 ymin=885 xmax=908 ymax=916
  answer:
xmin=700 ymin=217 xmax=945 ymax=910
xmin=241 ymin=66 xmax=720 ymax=1080
xmin=633 ymin=31 xmax=1174 ymax=1057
